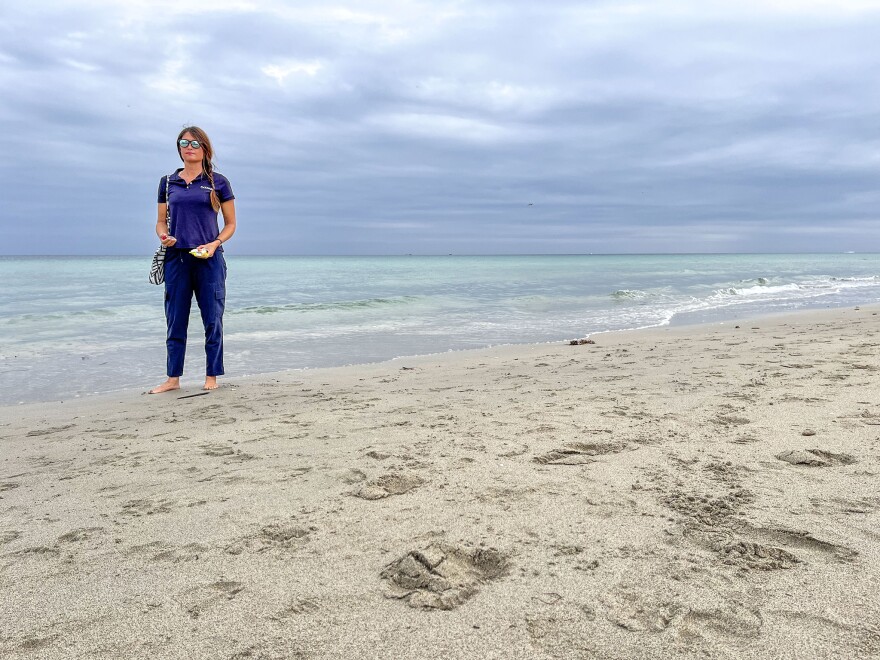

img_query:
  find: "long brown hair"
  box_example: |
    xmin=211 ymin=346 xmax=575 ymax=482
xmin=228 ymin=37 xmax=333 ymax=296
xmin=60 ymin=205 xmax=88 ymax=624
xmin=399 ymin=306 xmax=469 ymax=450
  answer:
xmin=177 ymin=125 xmax=221 ymax=212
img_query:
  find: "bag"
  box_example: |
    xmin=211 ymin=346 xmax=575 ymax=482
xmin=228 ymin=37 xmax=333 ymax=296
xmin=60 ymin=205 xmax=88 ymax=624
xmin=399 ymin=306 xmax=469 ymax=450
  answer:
xmin=149 ymin=245 xmax=166 ymax=285
xmin=148 ymin=173 xmax=174 ymax=285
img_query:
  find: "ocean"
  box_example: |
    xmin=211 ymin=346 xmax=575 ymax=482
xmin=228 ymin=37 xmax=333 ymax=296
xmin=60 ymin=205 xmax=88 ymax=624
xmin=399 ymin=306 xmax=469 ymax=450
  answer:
xmin=2 ymin=253 xmax=878 ymax=404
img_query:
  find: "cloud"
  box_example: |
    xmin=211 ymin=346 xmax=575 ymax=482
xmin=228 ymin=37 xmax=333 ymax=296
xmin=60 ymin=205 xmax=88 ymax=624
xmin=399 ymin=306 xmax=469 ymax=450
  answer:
xmin=262 ymin=59 xmax=324 ymax=84
xmin=1 ymin=1 xmax=880 ymax=254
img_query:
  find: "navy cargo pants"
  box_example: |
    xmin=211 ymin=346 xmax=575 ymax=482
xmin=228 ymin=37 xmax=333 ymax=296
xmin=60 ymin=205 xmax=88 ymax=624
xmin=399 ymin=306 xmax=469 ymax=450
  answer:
xmin=164 ymin=247 xmax=226 ymax=377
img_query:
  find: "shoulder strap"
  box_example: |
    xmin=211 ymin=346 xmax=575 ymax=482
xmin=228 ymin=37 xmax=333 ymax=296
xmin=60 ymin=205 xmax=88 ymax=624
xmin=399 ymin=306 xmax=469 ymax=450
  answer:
xmin=165 ymin=172 xmax=173 ymax=234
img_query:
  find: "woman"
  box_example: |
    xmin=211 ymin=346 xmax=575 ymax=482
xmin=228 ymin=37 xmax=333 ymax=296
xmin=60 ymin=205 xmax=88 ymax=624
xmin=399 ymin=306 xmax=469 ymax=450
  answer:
xmin=150 ymin=126 xmax=237 ymax=394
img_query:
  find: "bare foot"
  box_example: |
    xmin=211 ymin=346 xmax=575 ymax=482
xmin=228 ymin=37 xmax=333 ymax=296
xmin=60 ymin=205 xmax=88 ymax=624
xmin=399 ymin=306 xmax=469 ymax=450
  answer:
xmin=204 ymin=376 xmax=219 ymax=390
xmin=149 ymin=378 xmax=180 ymax=394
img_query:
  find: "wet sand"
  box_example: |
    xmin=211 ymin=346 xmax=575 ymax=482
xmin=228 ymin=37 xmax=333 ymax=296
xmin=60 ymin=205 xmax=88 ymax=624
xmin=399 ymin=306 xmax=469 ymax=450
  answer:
xmin=1 ymin=306 xmax=879 ymax=659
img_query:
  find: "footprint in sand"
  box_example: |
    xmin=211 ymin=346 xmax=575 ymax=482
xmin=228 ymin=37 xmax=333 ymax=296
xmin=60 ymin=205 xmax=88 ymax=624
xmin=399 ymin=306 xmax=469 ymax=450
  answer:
xmin=25 ymin=424 xmax=75 ymax=437
xmin=534 ymin=441 xmax=628 ymax=465
xmin=1 ymin=531 xmax=22 ymax=545
xmin=57 ymin=527 xmax=104 ymax=543
xmin=810 ymin=496 xmax=879 ymax=515
xmin=284 ymin=467 xmax=312 ymax=480
xmin=717 ymin=539 xmax=801 ymax=570
xmin=497 ymin=443 xmax=530 ymax=458
xmin=664 ymin=487 xmax=755 ymax=526
xmin=270 ymin=598 xmax=321 ymax=620
xmin=120 ymin=498 xmax=174 ymax=516
xmin=713 ymin=414 xmax=751 ymax=427
xmin=201 ymin=444 xmax=235 ymax=457
xmin=736 ymin=523 xmax=858 ymax=562
xmin=227 ymin=520 xmax=314 ymax=555
xmin=686 ymin=528 xmax=791 ymax=571
xmin=229 ymin=639 xmax=308 ymax=659
xmin=674 ymin=605 xmax=763 ymax=645
xmin=354 ymin=473 xmax=425 ymax=500
xmin=339 ymin=468 xmax=367 ymax=485
xmin=766 ymin=611 xmax=880 ymax=657
xmin=776 ymin=449 xmax=856 ymax=467
xmin=11 ymin=545 xmax=61 ymax=558
xmin=525 ymin=605 xmax=599 ymax=657
xmin=201 ymin=444 xmax=255 ymax=461
xmin=600 ymin=580 xmax=764 ymax=651
xmin=179 ymin=580 xmax=244 ymax=619
xmin=260 ymin=522 xmax=312 ymax=545
xmin=600 ymin=587 xmax=684 ymax=632
xmin=14 ymin=635 xmax=61 ymax=653
xmin=151 ymin=543 xmax=211 ymax=563
xmin=381 ymin=542 xmax=509 ymax=610
xmin=685 ymin=522 xmax=856 ymax=569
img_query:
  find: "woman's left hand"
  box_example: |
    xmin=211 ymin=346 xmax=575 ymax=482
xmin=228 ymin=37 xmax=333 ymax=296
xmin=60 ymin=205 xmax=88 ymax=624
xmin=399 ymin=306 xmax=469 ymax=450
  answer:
xmin=197 ymin=241 xmax=220 ymax=258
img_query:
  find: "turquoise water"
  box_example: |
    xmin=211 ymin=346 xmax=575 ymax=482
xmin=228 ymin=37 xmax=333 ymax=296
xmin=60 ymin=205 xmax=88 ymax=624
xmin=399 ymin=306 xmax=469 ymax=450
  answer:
xmin=1 ymin=254 xmax=879 ymax=404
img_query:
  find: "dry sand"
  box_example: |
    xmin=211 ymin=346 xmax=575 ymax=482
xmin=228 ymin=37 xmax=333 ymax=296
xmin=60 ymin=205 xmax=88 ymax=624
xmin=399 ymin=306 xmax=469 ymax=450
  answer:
xmin=1 ymin=306 xmax=879 ymax=659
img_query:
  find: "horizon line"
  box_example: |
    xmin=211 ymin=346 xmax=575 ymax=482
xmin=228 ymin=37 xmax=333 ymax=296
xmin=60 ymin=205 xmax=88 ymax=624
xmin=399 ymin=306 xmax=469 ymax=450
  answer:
xmin=0 ymin=251 xmax=873 ymax=258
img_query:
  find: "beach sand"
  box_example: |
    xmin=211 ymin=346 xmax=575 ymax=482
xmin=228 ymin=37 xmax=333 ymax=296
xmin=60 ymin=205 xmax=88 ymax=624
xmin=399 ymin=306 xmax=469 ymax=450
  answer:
xmin=1 ymin=306 xmax=879 ymax=659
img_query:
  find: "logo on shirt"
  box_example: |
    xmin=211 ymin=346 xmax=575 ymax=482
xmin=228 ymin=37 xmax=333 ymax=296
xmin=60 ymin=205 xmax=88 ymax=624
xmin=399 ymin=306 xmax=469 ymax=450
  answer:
xmin=200 ymin=186 xmax=213 ymax=190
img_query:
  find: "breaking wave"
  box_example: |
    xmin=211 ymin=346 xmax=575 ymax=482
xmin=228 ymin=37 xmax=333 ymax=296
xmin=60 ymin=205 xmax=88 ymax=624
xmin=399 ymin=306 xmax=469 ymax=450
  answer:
xmin=610 ymin=289 xmax=649 ymax=300
xmin=233 ymin=296 xmax=422 ymax=316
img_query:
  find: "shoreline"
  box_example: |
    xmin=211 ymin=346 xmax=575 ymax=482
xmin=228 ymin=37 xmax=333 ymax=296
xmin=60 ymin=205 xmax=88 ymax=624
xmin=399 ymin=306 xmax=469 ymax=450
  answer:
xmin=2 ymin=304 xmax=879 ymax=658
xmin=6 ymin=303 xmax=877 ymax=408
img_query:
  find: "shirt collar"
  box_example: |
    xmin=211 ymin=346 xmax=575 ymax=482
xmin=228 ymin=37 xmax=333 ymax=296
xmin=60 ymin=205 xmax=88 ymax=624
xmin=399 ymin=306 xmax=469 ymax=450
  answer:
xmin=171 ymin=168 xmax=204 ymax=181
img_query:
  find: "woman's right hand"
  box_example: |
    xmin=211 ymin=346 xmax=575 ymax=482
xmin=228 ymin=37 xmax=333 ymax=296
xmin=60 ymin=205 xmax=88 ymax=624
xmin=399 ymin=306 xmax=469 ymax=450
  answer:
xmin=160 ymin=235 xmax=177 ymax=247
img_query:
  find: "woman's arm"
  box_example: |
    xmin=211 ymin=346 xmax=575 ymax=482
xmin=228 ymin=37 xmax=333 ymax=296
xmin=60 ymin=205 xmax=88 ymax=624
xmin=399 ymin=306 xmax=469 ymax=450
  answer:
xmin=156 ymin=203 xmax=176 ymax=246
xmin=202 ymin=199 xmax=236 ymax=256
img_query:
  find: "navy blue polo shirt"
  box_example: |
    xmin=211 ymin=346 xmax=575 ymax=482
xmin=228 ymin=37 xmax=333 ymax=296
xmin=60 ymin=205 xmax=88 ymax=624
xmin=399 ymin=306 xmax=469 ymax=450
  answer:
xmin=158 ymin=169 xmax=235 ymax=249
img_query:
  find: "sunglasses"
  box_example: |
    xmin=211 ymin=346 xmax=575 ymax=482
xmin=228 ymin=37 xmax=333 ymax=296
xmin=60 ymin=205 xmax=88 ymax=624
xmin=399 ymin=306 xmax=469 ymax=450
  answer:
xmin=178 ymin=139 xmax=202 ymax=149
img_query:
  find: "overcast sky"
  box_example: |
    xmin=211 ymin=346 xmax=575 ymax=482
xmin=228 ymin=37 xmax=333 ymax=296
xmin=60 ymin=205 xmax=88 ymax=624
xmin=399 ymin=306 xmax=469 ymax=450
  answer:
xmin=2 ymin=0 xmax=879 ymax=255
